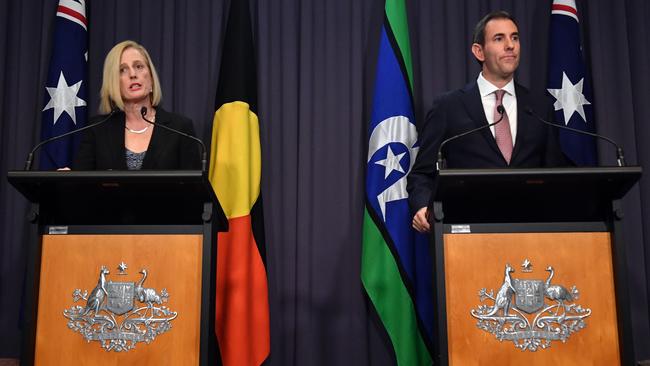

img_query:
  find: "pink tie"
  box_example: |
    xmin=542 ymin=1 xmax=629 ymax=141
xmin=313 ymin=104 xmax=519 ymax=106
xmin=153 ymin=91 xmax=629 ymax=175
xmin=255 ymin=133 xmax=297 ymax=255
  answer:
xmin=494 ymin=89 xmax=513 ymax=164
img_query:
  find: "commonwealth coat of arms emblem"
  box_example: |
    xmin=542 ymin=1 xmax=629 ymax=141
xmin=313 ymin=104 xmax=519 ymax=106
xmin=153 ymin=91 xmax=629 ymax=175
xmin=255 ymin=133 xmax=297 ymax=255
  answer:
xmin=470 ymin=260 xmax=591 ymax=351
xmin=62 ymin=263 xmax=177 ymax=352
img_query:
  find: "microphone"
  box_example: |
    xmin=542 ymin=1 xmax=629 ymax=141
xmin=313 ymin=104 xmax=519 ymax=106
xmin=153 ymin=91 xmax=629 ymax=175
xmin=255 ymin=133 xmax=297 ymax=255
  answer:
xmin=24 ymin=109 xmax=118 ymax=170
xmin=140 ymin=107 xmax=208 ymax=172
xmin=524 ymin=107 xmax=626 ymax=166
xmin=436 ymin=105 xmax=505 ymax=170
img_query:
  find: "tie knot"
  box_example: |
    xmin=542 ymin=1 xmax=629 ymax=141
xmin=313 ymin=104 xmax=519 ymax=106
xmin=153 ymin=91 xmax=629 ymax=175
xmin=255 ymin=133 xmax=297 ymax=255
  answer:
xmin=495 ymin=89 xmax=506 ymax=103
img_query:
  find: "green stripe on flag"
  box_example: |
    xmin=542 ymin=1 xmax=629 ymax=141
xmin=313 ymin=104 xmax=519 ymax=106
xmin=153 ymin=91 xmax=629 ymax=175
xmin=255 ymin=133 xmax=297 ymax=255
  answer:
xmin=361 ymin=208 xmax=432 ymax=366
xmin=385 ymin=0 xmax=413 ymax=90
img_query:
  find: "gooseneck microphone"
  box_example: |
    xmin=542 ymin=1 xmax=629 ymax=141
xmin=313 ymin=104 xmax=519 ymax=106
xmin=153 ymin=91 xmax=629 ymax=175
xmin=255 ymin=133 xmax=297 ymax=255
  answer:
xmin=524 ymin=107 xmax=626 ymax=167
xmin=140 ymin=107 xmax=208 ymax=172
xmin=436 ymin=105 xmax=505 ymax=170
xmin=24 ymin=108 xmax=118 ymax=170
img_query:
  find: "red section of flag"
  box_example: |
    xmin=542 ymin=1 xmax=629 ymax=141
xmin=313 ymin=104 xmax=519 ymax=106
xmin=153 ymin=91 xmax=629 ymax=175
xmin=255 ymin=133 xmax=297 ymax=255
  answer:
xmin=552 ymin=4 xmax=578 ymax=15
xmin=216 ymin=215 xmax=270 ymax=366
xmin=57 ymin=5 xmax=87 ymax=26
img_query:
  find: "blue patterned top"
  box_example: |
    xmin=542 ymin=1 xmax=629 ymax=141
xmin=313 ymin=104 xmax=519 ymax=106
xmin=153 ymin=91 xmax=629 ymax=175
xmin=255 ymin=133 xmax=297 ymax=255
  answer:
xmin=125 ymin=149 xmax=146 ymax=170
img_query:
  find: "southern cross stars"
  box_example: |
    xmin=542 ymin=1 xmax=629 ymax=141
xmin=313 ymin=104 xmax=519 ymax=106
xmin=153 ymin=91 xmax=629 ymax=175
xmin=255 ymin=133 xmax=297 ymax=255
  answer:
xmin=43 ymin=71 xmax=86 ymax=125
xmin=375 ymin=145 xmax=406 ymax=179
xmin=547 ymin=72 xmax=591 ymax=125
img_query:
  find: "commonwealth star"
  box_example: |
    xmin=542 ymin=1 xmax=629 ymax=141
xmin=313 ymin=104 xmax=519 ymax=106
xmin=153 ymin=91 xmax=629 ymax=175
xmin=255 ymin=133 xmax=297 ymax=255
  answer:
xmin=43 ymin=71 xmax=86 ymax=125
xmin=547 ymin=72 xmax=591 ymax=125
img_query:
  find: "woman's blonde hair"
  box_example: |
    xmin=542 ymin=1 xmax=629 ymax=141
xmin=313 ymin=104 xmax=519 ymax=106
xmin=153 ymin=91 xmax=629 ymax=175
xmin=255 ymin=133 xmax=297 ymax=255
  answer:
xmin=99 ymin=40 xmax=162 ymax=114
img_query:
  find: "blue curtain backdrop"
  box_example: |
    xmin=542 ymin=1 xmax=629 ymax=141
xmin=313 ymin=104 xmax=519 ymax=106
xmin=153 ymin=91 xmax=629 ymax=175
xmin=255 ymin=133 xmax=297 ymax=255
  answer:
xmin=1 ymin=0 xmax=649 ymax=364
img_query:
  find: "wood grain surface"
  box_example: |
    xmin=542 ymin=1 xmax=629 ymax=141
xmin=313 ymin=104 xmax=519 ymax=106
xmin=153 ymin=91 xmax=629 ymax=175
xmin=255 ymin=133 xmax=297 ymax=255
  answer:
xmin=444 ymin=232 xmax=620 ymax=366
xmin=34 ymin=234 xmax=203 ymax=366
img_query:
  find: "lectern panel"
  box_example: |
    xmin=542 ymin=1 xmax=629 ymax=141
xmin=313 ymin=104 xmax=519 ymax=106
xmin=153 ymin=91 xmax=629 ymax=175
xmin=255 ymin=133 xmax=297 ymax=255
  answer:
xmin=34 ymin=234 xmax=202 ymax=366
xmin=443 ymin=232 xmax=619 ymax=365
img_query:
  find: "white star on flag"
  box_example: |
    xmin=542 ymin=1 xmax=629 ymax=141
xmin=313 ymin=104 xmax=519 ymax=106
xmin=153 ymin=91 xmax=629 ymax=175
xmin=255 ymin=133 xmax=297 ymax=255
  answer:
xmin=375 ymin=145 xmax=406 ymax=179
xmin=43 ymin=71 xmax=86 ymax=125
xmin=547 ymin=71 xmax=591 ymax=125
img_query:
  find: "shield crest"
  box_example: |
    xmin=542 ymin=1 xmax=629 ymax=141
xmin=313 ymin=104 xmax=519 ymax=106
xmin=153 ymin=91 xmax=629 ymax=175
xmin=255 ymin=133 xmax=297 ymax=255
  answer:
xmin=513 ymin=279 xmax=544 ymax=314
xmin=106 ymin=281 xmax=135 ymax=315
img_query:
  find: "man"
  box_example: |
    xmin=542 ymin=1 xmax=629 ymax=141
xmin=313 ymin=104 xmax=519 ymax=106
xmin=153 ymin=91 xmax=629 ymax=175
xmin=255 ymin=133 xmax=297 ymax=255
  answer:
xmin=407 ymin=11 xmax=567 ymax=233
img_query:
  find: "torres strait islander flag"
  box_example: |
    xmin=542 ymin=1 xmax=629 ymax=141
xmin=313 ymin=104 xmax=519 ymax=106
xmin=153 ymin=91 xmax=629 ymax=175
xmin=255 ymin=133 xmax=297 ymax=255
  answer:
xmin=208 ymin=0 xmax=270 ymax=365
xmin=40 ymin=0 xmax=88 ymax=169
xmin=547 ymin=0 xmax=597 ymax=165
xmin=361 ymin=0 xmax=434 ymax=365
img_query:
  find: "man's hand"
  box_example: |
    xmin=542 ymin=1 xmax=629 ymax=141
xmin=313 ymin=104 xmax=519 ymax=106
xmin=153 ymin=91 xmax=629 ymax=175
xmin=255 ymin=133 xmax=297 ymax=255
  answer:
xmin=412 ymin=207 xmax=430 ymax=233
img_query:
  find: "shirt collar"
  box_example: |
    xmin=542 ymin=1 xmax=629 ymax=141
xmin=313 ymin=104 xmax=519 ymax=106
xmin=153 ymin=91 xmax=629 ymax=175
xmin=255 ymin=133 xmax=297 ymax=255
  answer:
xmin=477 ymin=72 xmax=516 ymax=97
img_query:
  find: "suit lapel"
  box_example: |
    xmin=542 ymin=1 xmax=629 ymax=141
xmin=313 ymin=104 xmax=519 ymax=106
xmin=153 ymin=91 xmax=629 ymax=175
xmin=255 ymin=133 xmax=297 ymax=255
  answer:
xmin=141 ymin=107 xmax=166 ymax=169
xmin=460 ymin=82 xmax=503 ymax=159
xmin=108 ymin=113 xmax=128 ymax=169
xmin=511 ymin=83 xmax=530 ymax=164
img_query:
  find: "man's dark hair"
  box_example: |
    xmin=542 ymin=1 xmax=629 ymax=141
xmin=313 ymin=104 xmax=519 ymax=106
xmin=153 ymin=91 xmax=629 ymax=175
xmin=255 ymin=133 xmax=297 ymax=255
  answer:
xmin=472 ymin=10 xmax=518 ymax=46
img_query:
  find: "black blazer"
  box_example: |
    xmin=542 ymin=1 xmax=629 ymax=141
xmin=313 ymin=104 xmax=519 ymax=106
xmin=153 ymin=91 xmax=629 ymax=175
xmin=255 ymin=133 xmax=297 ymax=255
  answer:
xmin=406 ymin=81 xmax=568 ymax=212
xmin=73 ymin=107 xmax=201 ymax=170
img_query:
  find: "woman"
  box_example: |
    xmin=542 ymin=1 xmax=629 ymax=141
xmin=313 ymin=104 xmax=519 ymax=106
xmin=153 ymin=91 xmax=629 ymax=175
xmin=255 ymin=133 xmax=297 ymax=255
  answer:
xmin=73 ymin=40 xmax=200 ymax=170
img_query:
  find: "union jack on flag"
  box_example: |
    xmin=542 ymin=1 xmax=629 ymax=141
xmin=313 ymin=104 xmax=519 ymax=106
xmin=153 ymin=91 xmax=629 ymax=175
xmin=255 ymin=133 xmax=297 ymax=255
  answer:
xmin=40 ymin=0 xmax=88 ymax=169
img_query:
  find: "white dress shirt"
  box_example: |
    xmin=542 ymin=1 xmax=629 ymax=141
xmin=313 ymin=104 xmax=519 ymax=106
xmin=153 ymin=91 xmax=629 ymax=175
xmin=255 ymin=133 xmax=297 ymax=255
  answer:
xmin=476 ymin=73 xmax=517 ymax=145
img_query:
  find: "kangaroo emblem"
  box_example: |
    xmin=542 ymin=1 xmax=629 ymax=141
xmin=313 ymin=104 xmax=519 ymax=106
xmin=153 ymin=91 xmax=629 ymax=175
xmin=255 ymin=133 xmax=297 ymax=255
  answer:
xmin=484 ymin=263 xmax=516 ymax=316
xmin=83 ymin=266 xmax=109 ymax=315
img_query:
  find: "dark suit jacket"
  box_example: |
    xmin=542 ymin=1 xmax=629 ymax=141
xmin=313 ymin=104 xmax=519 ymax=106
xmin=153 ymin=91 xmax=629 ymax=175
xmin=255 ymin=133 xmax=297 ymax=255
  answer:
xmin=73 ymin=107 xmax=201 ymax=170
xmin=406 ymin=81 xmax=568 ymax=213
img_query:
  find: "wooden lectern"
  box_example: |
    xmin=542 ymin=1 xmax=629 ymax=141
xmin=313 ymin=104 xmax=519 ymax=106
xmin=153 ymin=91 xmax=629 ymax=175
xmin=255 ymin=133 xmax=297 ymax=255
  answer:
xmin=8 ymin=170 xmax=227 ymax=366
xmin=429 ymin=167 xmax=641 ymax=365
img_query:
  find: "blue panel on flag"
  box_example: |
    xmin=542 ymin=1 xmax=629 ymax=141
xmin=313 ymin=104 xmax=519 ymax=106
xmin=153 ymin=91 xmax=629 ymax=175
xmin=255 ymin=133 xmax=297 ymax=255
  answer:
xmin=40 ymin=0 xmax=88 ymax=169
xmin=547 ymin=4 xmax=597 ymax=166
xmin=365 ymin=26 xmax=434 ymax=338
xmin=367 ymin=28 xmax=419 ymax=264
xmin=370 ymin=29 xmax=415 ymax=128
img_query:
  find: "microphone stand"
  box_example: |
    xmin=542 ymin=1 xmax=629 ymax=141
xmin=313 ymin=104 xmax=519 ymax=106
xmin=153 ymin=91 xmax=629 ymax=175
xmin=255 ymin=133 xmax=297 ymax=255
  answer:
xmin=24 ymin=109 xmax=117 ymax=170
xmin=436 ymin=105 xmax=506 ymax=170
xmin=140 ymin=107 xmax=208 ymax=173
xmin=524 ymin=108 xmax=626 ymax=167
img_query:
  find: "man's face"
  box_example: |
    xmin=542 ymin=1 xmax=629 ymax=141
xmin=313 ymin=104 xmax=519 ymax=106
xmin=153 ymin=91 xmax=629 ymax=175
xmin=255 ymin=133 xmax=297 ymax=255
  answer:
xmin=472 ymin=18 xmax=520 ymax=84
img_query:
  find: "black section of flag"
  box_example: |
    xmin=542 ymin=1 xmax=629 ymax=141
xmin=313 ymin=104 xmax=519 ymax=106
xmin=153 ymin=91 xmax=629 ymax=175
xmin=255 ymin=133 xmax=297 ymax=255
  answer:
xmin=251 ymin=199 xmax=267 ymax=266
xmin=216 ymin=0 xmax=257 ymax=113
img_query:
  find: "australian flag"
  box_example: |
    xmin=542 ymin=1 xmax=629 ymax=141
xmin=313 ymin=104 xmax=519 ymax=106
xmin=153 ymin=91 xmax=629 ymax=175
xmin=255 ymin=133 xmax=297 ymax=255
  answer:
xmin=40 ymin=0 xmax=88 ymax=169
xmin=547 ymin=0 xmax=597 ymax=166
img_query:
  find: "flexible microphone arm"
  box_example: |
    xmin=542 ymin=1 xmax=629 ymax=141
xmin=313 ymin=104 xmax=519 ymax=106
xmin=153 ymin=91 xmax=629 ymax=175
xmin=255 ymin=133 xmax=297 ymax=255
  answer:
xmin=140 ymin=107 xmax=208 ymax=172
xmin=436 ymin=105 xmax=505 ymax=170
xmin=24 ymin=109 xmax=117 ymax=170
xmin=524 ymin=107 xmax=625 ymax=167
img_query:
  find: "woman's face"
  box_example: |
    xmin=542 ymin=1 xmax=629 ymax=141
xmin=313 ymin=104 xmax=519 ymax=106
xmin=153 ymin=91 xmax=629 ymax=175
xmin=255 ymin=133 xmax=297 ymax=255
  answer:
xmin=119 ymin=47 xmax=152 ymax=105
